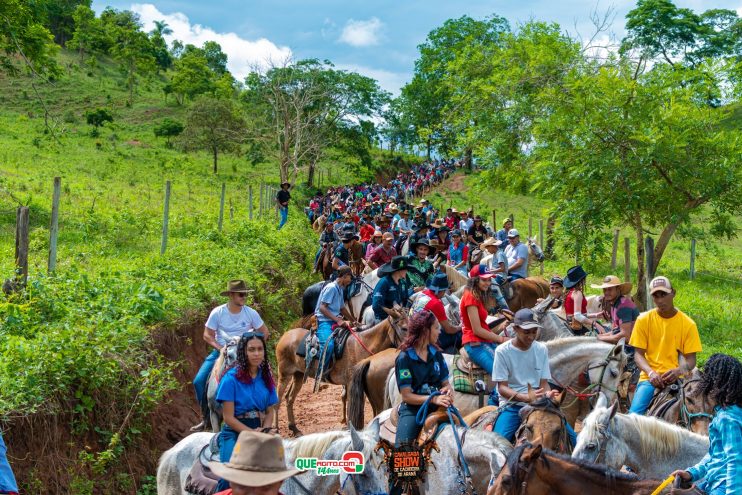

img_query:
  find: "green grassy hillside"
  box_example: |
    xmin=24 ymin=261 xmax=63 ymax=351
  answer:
xmin=429 ymin=172 xmax=742 ymax=361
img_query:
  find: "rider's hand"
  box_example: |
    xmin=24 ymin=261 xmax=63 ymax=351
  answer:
xmin=546 ymin=389 xmax=559 ymax=399
xmin=671 ymin=470 xmax=692 ymax=482
xmin=661 ymin=367 xmax=682 ymax=384
xmin=441 ymin=384 xmax=455 ymax=399
xmin=648 ymin=370 xmax=665 ymax=387
xmin=434 ymin=394 xmax=452 ymax=407
xmin=533 ymin=388 xmax=547 ymax=399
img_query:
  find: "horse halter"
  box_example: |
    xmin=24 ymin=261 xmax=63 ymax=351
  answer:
xmin=678 ymin=378 xmax=714 ymax=429
xmin=515 ymin=404 xmax=573 ymax=454
xmin=554 ymin=344 xmax=622 ymax=407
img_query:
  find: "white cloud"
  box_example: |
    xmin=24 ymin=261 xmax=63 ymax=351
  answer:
xmin=131 ymin=3 xmax=292 ymax=79
xmin=336 ymin=64 xmax=407 ymax=96
xmin=338 ymin=17 xmax=384 ymax=47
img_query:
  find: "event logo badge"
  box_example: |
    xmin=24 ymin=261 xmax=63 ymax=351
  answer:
xmin=294 ymin=451 xmax=364 ymax=476
xmin=375 ymin=439 xmax=439 ymax=493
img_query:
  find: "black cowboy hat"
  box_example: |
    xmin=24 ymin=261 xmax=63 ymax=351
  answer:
xmin=340 ymin=232 xmax=359 ymax=242
xmin=426 ymin=272 xmax=450 ymax=292
xmin=410 ymin=238 xmax=437 ymax=256
xmin=414 ymin=222 xmax=430 ymax=231
xmin=378 ymin=255 xmax=410 ymax=276
xmin=280 ymin=181 xmax=291 ymax=188
xmin=563 ymin=265 xmax=588 ymax=289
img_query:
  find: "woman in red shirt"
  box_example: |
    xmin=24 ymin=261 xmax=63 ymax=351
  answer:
xmin=460 ymin=264 xmax=509 ymax=377
xmin=563 ymin=265 xmax=596 ymax=334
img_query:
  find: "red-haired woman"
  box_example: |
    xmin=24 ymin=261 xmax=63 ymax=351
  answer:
xmin=392 ymin=310 xmax=453 ymax=494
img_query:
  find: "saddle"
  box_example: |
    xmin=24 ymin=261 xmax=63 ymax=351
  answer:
xmin=452 ymin=347 xmax=496 ymax=395
xmin=295 ymin=325 xmax=354 ymax=377
xmin=646 ymin=381 xmax=683 ymax=419
xmin=184 ymin=435 xmax=220 ymax=495
xmin=379 ymin=404 xmax=460 ymax=447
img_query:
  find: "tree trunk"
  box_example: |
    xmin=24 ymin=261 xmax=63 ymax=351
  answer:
xmin=633 ymin=218 xmax=647 ymax=310
xmin=545 ymin=214 xmax=556 ymax=259
xmin=426 ymin=137 xmax=431 ymax=160
xmin=213 ymin=147 xmax=218 ymax=174
xmin=307 ymin=161 xmax=316 ymax=187
xmin=464 ymin=148 xmax=473 ymax=170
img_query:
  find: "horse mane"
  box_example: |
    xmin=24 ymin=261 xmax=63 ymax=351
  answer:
xmin=542 ymin=448 xmax=642 ymax=482
xmin=618 ymin=412 xmax=704 ymax=460
xmin=210 ymin=349 xmax=226 ymax=382
xmin=289 ymin=430 xmax=347 ymax=460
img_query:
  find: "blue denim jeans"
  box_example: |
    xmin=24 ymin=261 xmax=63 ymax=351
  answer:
xmin=464 ymin=342 xmax=497 ymax=375
xmin=494 ymin=404 xmax=577 ymax=446
xmin=215 ymin=417 xmax=261 ymax=492
xmin=317 ymin=320 xmax=335 ymax=370
xmin=629 ymin=380 xmax=656 ymax=415
xmin=279 ymin=206 xmax=288 ymax=229
xmin=193 ymin=349 xmax=220 ymax=410
xmin=0 ymin=432 xmax=18 ymax=494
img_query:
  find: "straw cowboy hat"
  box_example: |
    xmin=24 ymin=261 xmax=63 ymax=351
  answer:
xmin=220 ymin=279 xmax=252 ymax=296
xmin=479 ymin=237 xmax=502 ymax=250
xmin=209 ymin=430 xmax=301 ymax=487
xmin=430 ymin=219 xmax=444 ymax=229
xmin=591 ymin=275 xmax=632 ymax=295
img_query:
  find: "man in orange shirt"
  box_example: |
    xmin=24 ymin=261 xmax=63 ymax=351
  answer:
xmin=628 ymin=276 xmax=702 ymax=415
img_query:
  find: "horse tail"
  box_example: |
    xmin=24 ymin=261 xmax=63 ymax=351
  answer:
xmin=347 ymin=359 xmax=371 ymax=430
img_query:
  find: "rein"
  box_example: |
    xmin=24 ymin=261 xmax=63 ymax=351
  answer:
xmin=553 ymin=344 xmax=621 ymax=408
xmin=347 ymin=325 xmax=376 ymax=356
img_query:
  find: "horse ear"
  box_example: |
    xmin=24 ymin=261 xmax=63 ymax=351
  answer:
xmin=595 ymin=392 xmax=608 ymax=409
xmin=369 ymin=417 xmax=381 ymax=439
xmin=554 ymin=389 xmax=566 ymax=406
xmin=608 ymin=400 xmax=619 ymax=419
xmin=613 ymin=340 xmax=625 ymax=354
xmin=349 ymin=423 xmax=363 ymax=452
xmin=523 ymin=443 xmax=543 ymax=462
xmin=527 ymin=383 xmax=537 ymax=403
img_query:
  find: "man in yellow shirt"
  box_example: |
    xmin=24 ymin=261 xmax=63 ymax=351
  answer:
xmin=628 ymin=276 xmax=702 ymax=414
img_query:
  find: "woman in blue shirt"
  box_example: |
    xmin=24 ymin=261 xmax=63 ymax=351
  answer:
xmin=215 ymin=331 xmax=279 ymax=492
xmin=672 ymin=353 xmax=742 ymax=495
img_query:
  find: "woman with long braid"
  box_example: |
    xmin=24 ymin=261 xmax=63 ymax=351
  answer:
xmin=214 ymin=331 xmax=278 ymax=492
xmin=672 ymin=353 xmax=742 ymax=495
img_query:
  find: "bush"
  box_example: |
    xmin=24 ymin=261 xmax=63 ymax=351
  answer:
xmin=85 ymin=108 xmax=113 ymax=128
xmin=153 ymin=118 xmax=184 ymax=147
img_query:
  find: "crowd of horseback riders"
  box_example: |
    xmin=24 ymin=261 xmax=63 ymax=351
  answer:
xmin=145 ymin=157 xmax=742 ymax=495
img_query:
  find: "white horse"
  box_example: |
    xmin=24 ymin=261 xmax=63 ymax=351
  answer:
xmin=573 ymin=397 xmax=709 ymax=480
xmin=205 ymin=336 xmax=240 ymax=432
xmin=347 ymin=268 xmax=379 ymax=323
xmin=371 ymin=408 xmax=512 ymax=495
xmin=385 ymin=338 xmax=627 ymax=424
xmin=156 ymin=421 xmax=386 ymax=495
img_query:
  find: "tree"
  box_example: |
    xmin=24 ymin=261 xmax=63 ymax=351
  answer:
xmin=170 ymin=50 xmax=215 ymax=104
xmin=202 ymin=40 xmax=228 ymax=75
xmin=180 ymin=97 xmax=246 ymax=174
xmin=29 ymin=0 xmax=91 ymax=46
xmin=67 ymin=5 xmax=110 ymax=63
xmin=0 ymin=0 xmax=59 ymax=77
xmin=530 ymin=60 xmax=742 ymax=307
xmin=153 ymin=118 xmax=183 ymax=147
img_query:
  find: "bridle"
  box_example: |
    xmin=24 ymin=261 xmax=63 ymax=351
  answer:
xmin=515 ymin=403 xmax=573 ymax=454
xmin=678 ymin=378 xmax=714 ymax=429
xmin=552 ymin=344 xmax=623 ymax=408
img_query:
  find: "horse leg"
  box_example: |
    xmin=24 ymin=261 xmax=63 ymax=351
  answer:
xmin=340 ymin=385 xmax=347 ymax=425
xmin=286 ymin=371 xmax=305 ymax=436
xmin=277 ymin=365 xmax=294 ymax=433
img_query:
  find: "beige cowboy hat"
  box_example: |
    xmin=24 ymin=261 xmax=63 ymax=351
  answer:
xmin=479 ymin=237 xmax=502 ymax=250
xmin=430 ymin=219 xmax=444 ymax=229
xmin=220 ymin=279 xmax=253 ymax=296
xmin=590 ymin=275 xmax=632 ymax=295
xmin=209 ymin=431 xmax=302 ymax=487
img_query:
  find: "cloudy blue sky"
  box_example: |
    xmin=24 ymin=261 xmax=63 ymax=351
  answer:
xmin=91 ymin=0 xmax=742 ymax=94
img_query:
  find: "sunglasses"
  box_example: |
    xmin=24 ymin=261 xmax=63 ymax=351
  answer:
xmin=241 ymin=330 xmax=264 ymax=340
xmin=232 ymin=292 xmax=247 ymax=298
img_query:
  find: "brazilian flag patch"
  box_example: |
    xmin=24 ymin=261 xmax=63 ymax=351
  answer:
xmin=399 ymin=369 xmax=412 ymax=380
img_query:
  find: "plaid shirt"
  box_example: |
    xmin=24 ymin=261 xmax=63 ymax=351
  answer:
xmin=687 ymin=404 xmax=742 ymax=493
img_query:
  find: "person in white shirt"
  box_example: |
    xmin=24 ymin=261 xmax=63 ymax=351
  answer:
xmin=191 ymin=279 xmax=269 ymax=431
xmin=458 ymin=210 xmax=474 ymax=232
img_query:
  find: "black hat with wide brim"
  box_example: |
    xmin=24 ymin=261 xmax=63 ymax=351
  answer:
xmin=410 ymin=238 xmax=437 ymax=256
xmin=563 ymin=265 xmax=588 ymax=289
xmin=378 ymin=255 xmax=410 ymax=276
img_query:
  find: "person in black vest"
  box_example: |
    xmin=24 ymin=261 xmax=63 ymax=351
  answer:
xmin=276 ymin=182 xmax=291 ymax=230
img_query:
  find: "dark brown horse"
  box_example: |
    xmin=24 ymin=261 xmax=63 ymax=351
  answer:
xmin=489 ymin=442 xmax=668 ymax=495
xmin=315 ymin=243 xmax=334 ymax=280
xmin=276 ymin=315 xmax=406 ymax=435
xmin=347 ymin=347 xmax=399 ymax=428
xmin=348 ymin=239 xmax=366 ymax=277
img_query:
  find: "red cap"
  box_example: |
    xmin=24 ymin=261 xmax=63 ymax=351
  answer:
xmin=469 ymin=264 xmax=494 ymax=279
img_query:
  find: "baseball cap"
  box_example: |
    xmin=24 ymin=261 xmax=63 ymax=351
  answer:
xmin=507 ymin=229 xmax=520 ymax=238
xmin=451 ymin=229 xmax=462 ymax=237
xmin=512 ymin=308 xmax=542 ymax=330
xmin=469 ymin=264 xmax=495 ymax=279
xmin=649 ymin=276 xmax=673 ymax=295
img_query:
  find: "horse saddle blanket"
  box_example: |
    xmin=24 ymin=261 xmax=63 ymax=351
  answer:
xmin=378 ymin=404 xmax=454 ymax=447
xmin=184 ymin=435 xmax=220 ymax=495
xmin=646 ymin=382 xmax=682 ymax=418
xmin=452 ymin=348 xmax=496 ymax=394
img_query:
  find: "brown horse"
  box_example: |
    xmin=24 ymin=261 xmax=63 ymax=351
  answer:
xmin=647 ymin=368 xmax=715 ymax=435
xmin=489 ymin=442 xmax=668 ymax=495
xmin=276 ymin=315 xmax=406 ymax=435
xmin=507 ymin=277 xmax=549 ymax=312
xmin=312 ymin=213 xmax=327 ymax=233
xmin=348 ymin=239 xmax=366 ymax=277
xmin=346 ymin=348 xmax=399 ymax=428
xmin=315 ymin=243 xmax=334 ymax=281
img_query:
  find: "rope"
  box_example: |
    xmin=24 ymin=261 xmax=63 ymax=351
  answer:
xmin=650 ymin=475 xmax=675 ymax=495
xmin=346 ymin=324 xmax=376 ymax=356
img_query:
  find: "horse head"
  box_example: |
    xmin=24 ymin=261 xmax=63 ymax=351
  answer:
xmin=515 ymin=392 xmax=571 ymax=453
xmin=679 ymin=368 xmax=716 ymax=435
xmin=572 ymin=400 xmax=622 ymax=466
xmin=491 ymin=442 xmax=547 ymax=495
xmin=527 ymin=237 xmax=545 ymax=263
xmin=336 ymin=420 xmax=388 ymax=494
xmin=585 ymin=342 xmax=627 ymax=405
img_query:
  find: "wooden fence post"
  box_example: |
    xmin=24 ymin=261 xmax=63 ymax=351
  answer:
xmin=539 ymin=219 xmax=544 ymax=275
xmin=160 ymin=181 xmax=171 ymax=255
xmin=15 ymin=206 xmax=30 ymax=286
xmin=48 ymin=177 xmax=61 ymax=274
xmin=645 ymin=236 xmax=655 ymax=309
xmin=510 ymin=213 xmax=515 ymax=226
xmin=690 ymin=239 xmax=696 ymax=280
xmin=610 ymin=229 xmax=620 ymax=271
xmin=492 ymin=209 xmax=496 ymax=230
xmin=259 ymin=182 xmax=264 ymax=218
xmin=218 ymin=183 xmax=226 ymax=231
xmin=528 ymin=217 xmax=533 ymax=238
xmin=248 ymin=185 xmax=253 ymax=220
xmin=624 ymin=238 xmax=631 ymax=283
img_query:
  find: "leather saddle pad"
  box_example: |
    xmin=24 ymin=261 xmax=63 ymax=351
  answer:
xmin=184 ymin=436 xmax=220 ymax=495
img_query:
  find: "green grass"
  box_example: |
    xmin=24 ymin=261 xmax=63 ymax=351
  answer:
xmin=430 ymin=172 xmax=742 ymax=362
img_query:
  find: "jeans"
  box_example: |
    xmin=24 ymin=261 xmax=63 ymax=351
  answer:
xmin=215 ymin=417 xmax=261 ymax=492
xmin=317 ymin=320 xmax=335 ymax=372
xmin=510 ymin=273 xmax=525 ymax=281
xmin=437 ymin=331 xmax=461 ymax=354
xmin=490 ymin=285 xmax=509 ymax=310
xmin=0 ymin=432 xmax=18 ymax=494
xmin=279 ymin=206 xmax=288 ymax=229
xmin=629 ymin=380 xmax=656 ymax=415
xmin=465 ymin=342 xmax=499 ymax=406
xmin=494 ymin=404 xmax=577 ymax=446
xmin=193 ymin=349 xmax=219 ymax=411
